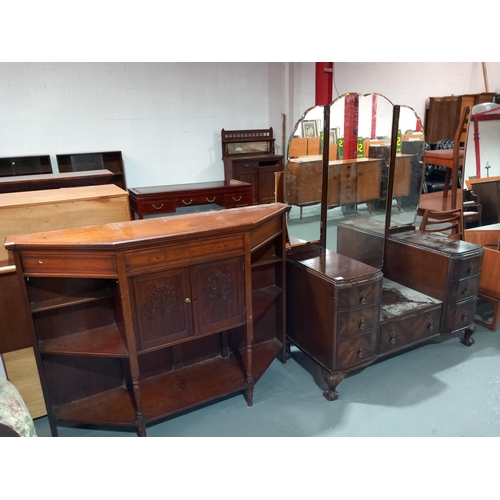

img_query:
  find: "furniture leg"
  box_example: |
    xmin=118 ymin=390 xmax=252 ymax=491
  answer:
xmin=322 ymin=371 xmax=345 ymax=401
xmin=460 ymin=325 xmax=475 ymax=346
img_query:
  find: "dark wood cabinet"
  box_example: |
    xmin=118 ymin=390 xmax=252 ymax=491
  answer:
xmin=425 ymin=93 xmax=495 ymax=144
xmin=0 ymin=170 xmax=114 ymax=194
xmin=5 ymin=203 xmax=289 ymax=436
xmin=56 ymin=151 xmax=126 ymax=189
xmin=222 ymin=128 xmax=284 ymax=204
xmin=0 ymin=155 xmax=52 ymax=177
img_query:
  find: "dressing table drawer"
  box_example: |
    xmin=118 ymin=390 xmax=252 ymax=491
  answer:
xmin=336 ymin=332 xmax=376 ymax=369
xmin=378 ymin=306 xmax=441 ymax=355
xmin=441 ymin=297 xmax=478 ymax=333
xmin=336 ymin=279 xmax=382 ymax=310
xmin=449 ymin=254 xmax=482 ymax=280
xmin=337 ymin=304 xmax=379 ymax=338
xmin=447 ymin=276 xmax=479 ymax=303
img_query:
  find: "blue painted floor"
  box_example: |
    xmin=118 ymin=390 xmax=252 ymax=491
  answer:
xmin=33 ymin=318 xmax=500 ymax=438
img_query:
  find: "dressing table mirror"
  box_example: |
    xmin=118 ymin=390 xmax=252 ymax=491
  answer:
xmin=284 ymin=93 xmax=484 ymax=401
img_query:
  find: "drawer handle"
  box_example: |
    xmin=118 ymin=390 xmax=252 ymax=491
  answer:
xmin=358 ymin=316 xmax=365 ymax=330
xmin=243 ymin=163 xmax=251 ymax=167
xmin=461 ymin=284 xmax=469 ymax=296
xmin=359 ymin=291 xmax=366 ymax=304
xmin=389 ymin=331 xmax=396 ymax=344
xmin=185 ymin=298 xmax=191 ymax=304
xmin=467 ymin=263 xmax=474 ymax=274
xmin=461 ymin=311 xmax=468 ymax=322
xmin=152 ymin=203 xmax=164 ymax=210
xmin=206 ymin=197 xmax=216 ymax=203
xmin=182 ymin=199 xmax=193 ymax=205
xmin=357 ymin=346 xmax=364 ymax=359
xmin=232 ymin=196 xmax=242 ymax=202
xmin=427 ymin=319 xmax=434 ymax=331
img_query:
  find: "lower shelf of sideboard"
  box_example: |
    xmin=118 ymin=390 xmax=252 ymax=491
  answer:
xmin=53 ymin=338 xmax=282 ymax=428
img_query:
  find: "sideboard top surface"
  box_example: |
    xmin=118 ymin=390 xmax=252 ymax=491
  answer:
xmin=5 ymin=203 xmax=288 ymax=251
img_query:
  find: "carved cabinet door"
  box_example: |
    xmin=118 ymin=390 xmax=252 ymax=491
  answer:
xmin=131 ymin=268 xmax=194 ymax=350
xmin=131 ymin=257 xmax=246 ymax=351
xmin=190 ymin=257 xmax=245 ymax=336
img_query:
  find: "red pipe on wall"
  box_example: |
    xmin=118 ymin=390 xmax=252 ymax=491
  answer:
xmin=315 ymin=63 xmax=334 ymax=105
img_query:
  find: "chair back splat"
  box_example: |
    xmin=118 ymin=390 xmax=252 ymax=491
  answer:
xmin=419 ymin=207 xmax=464 ymax=239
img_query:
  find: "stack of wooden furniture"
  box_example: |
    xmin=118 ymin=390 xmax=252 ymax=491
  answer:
xmin=0 ymin=184 xmax=131 ymax=419
xmin=425 ymin=93 xmax=495 ymax=145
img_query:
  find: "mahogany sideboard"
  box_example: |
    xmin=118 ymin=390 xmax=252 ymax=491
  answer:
xmin=285 ymin=154 xmax=413 ymax=218
xmin=0 ymin=184 xmax=131 ymax=418
xmin=5 ymin=203 xmax=289 ymax=436
xmin=128 ymin=180 xmax=252 ymax=219
xmin=222 ymin=128 xmax=284 ymax=205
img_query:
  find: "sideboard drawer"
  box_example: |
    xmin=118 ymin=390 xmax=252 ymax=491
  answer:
xmin=233 ymin=160 xmax=259 ymax=171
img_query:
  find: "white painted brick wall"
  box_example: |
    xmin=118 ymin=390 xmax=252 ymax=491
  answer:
xmin=1 ymin=62 xmax=499 ymax=189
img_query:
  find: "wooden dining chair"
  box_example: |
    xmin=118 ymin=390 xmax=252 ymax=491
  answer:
xmin=419 ymin=207 xmax=464 ymax=239
xmin=423 ymin=106 xmax=471 ymax=210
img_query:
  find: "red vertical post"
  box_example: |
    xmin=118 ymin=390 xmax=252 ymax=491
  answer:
xmin=371 ymin=94 xmax=377 ymax=139
xmin=344 ymin=93 xmax=359 ymax=160
xmin=315 ymin=62 xmax=333 ymax=106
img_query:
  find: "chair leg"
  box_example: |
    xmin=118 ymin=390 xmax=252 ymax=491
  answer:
xmin=443 ymin=168 xmax=450 ymax=198
xmin=474 ymin=294 xmax=500 ymax=331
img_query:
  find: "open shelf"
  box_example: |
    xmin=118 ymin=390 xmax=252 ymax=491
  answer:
xmin=53 ymin=339 xmax=281 ymax=428
xmin=39 ymin=324 xmax=128 ymax=357
xmin=31 ymin=288 xmax=114 ymax=313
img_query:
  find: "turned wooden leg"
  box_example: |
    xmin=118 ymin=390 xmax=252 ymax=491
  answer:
xmin=322 ymin=371 xmax=345 ymax=401
xmin=245 ymin=375 xmax=254 ymax=407
xmin=461 ymin=325 xmax=475 ymax=347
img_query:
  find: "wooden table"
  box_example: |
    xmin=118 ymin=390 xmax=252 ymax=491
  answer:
xmin=128 ymin=180 xmax=252 ymax=219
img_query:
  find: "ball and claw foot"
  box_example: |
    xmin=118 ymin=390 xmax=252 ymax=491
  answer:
xmin=322 ymin=371 xmax=345 ymax=402
xmin=461 ymin=326 xmax=475 ymax=347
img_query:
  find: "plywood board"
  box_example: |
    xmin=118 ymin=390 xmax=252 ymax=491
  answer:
xmin=0 ymin=184 xmax=130 ymax=264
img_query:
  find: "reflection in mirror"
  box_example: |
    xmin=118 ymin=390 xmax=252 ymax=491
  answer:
xmin=327 ymin=93 xmax=394 ymax=270
xmin=285 ymin=105 xmax=325 ymax=245
xmin=285 ymin=93 xmax=399 ymax=271
xmin=388 ymin=104 xmax=425 ymax=230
